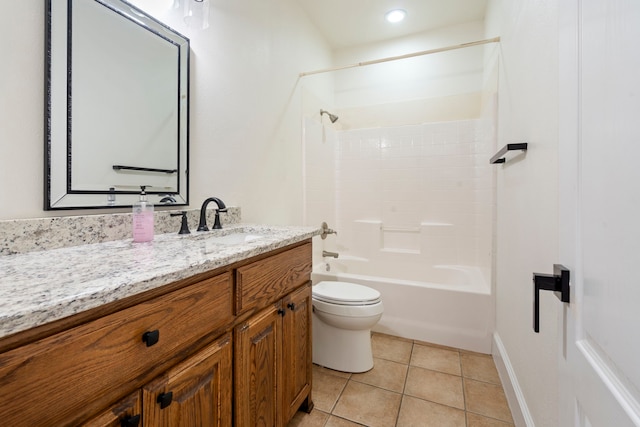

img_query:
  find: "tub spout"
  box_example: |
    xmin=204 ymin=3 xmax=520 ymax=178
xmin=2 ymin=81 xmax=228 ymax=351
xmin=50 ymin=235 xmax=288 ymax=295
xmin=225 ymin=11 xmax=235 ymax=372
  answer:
xmin=322 ymin=250 xmax=339 ymax=258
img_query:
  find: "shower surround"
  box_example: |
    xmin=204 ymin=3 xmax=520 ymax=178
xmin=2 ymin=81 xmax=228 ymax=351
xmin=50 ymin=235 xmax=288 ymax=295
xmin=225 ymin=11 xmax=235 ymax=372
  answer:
xmin=304 ymin=117 xmax=496 ymax=352
xmin=336 ymin=119 xmax=494 ymax=270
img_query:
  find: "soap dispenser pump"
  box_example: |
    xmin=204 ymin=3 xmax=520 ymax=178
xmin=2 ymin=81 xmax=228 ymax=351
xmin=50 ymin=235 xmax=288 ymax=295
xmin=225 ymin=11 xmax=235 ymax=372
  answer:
xmin=132 ymin=186 xmax=154 ymax=242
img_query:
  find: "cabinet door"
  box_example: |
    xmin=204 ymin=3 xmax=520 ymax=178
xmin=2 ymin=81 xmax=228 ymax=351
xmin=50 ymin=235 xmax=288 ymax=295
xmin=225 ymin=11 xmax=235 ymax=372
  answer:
xmin=282 ymin=284 xmax=313 ymax=422
xmin=142 ymin=333 xmax=232 ymax=427
xmin=0 ymin=273 xmax=232 ymax=427
xmin=81 ymin=391 xmax=142 ymax=427
xmin=235 ymin=303 xmax=283 ymax=427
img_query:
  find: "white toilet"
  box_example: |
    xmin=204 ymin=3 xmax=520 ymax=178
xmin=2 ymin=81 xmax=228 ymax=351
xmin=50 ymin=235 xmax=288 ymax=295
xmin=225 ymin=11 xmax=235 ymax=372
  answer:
xmin=312 ymin=281 xmax=384 ymax=373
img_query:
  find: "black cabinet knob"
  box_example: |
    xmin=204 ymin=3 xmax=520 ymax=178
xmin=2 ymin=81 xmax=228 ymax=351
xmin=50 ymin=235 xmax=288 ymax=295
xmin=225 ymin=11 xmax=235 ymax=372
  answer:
xmin=277 ymin=308 xmax=285 ymax=317
xmin=287 ymin=302 xmax=296 ymax=311
xmin=142 ymin=330 xmax=160 ymax=347
xmin=120 ymin=414 xmax=141 ymax=427
xmin=157 ymin=391 xmax=173 ymax=409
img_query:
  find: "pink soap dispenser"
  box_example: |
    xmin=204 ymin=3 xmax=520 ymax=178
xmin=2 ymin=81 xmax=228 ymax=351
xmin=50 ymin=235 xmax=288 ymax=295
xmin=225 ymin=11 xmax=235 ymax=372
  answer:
xmin=132 ymin=186 xmax=154 ymax=242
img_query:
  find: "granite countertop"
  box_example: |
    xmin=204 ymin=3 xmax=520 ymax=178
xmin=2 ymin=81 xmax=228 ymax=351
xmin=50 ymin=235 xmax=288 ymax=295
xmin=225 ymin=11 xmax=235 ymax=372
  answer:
xmin=0 ymin=224 xmax=319 ymax=340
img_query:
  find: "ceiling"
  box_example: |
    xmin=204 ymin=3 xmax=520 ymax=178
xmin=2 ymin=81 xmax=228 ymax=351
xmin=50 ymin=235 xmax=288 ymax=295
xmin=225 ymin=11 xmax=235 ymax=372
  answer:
xmin=295 ymin=0 xmax=489 ymax=50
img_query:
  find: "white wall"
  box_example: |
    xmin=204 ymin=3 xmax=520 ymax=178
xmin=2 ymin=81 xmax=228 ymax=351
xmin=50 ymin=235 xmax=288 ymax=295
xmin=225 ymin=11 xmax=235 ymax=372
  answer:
xmin=327 ymin=20 xmax=487 ymax=132
xmin=0 ymin=0 xmax=332 ymax=222
xmin=487 ymin=0 xmax=560 ymax=426
xmin=332 ymin=20 xmax=486 ymax=109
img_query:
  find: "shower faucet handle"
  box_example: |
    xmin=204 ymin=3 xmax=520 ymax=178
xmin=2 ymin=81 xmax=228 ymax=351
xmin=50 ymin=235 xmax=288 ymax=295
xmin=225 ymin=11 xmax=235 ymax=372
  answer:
xmin=320 ymin=221 xmax=337 ymax=240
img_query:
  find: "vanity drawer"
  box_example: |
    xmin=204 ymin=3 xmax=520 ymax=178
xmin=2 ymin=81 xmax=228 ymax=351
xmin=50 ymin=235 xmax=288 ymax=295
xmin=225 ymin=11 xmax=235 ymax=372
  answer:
xmin=235 ymin=242 xmax=312 ymax=315
xmin=0 ymin=272 xmax=233 ymax=426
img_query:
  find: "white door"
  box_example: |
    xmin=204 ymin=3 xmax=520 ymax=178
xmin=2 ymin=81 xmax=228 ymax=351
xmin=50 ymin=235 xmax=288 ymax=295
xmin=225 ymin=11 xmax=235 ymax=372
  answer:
xmin=558 ymin=0 xmax=640 ymax=425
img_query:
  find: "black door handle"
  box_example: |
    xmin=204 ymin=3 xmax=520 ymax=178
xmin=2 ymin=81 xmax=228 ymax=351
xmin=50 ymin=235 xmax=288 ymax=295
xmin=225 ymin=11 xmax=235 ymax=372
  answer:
xmin=533 ymin=264 xmax=570 ymax=333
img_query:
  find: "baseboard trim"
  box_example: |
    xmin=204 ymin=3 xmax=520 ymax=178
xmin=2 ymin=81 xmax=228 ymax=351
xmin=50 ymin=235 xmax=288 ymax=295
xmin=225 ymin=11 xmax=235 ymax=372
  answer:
xmin=492 ymin=332 xmax=535 ymax=427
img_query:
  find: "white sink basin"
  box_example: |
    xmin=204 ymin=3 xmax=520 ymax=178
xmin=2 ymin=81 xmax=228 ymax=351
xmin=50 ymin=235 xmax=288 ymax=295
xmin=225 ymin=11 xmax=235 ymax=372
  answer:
xmin=207 ymin=233 xmax=264 ymax=245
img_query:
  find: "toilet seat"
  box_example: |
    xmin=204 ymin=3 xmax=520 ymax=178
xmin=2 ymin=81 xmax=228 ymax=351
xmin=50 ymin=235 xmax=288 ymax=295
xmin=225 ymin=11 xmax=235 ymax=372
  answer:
xmin=312 ymin=281 xmax=381 ymax=306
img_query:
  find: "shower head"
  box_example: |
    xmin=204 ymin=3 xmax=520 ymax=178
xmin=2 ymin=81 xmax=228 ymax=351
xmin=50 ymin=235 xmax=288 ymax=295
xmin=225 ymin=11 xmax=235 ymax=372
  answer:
xmin=320 ymin=109 xmax=339 ymax=123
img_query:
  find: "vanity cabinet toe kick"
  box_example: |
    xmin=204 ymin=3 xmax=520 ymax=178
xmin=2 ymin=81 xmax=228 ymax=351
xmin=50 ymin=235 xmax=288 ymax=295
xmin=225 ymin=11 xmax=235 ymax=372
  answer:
xmin=0 ymin=240 xmax=313 ymax=427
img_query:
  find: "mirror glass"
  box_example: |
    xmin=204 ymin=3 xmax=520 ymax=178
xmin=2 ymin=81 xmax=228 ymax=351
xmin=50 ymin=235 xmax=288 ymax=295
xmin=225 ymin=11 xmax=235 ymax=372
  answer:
xmin=45 ymin=0 xmax=189 ymax=209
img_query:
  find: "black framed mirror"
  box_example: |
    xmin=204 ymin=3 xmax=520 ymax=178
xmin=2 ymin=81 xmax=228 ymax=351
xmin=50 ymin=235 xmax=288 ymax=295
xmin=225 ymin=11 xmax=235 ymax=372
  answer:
xmin=45 ymin=0 xmax=189 ymax=209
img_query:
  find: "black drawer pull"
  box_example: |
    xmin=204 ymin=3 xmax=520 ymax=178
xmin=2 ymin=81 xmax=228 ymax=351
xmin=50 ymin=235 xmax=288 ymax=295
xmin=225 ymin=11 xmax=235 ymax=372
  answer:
xmin=120 ymin=414 xmax=141 ymax=427
xmin=157 ymin=391 xmax=173 ymax=409
xmin=277 ymin=308 xmax=286 ymax=317
xmin=142 ymin=330 xmax=160 ymax=347
xmin=287 ymin=302 xmax=296 ymax=311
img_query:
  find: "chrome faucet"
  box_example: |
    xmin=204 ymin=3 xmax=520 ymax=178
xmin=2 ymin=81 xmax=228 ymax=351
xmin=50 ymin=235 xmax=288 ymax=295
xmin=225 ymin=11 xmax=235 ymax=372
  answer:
xmin=197 ymin=197 xmax=227 ymax=231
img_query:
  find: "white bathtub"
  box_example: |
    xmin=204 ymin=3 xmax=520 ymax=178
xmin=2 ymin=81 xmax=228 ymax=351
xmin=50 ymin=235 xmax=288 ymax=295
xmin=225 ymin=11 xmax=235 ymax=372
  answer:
xmin=311 ymin=257 xmax=493 ymax=353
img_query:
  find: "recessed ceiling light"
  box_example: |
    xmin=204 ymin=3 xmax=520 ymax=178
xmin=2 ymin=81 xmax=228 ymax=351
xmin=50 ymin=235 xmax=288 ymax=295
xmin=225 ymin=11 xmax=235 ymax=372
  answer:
xmin=385 ymin=9 xmax=406 ymax=23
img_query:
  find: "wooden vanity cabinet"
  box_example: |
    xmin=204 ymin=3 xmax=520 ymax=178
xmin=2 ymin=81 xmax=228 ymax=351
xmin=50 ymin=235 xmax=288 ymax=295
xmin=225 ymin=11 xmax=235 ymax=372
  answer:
xmin=234 ymin=284 xmax=312 ymax=427
xmin=0 ymin=272 xmax=233 ymax=427
xmin=282 ymin=284 xmax=314 ymax=421
xmin=234 ymin=301 xmax=284 ymax=426
xmin=234 ymin=242 xmax=313 ymax=427
xmin=0 ymin=240 xmax=313 ymax=427
xmin=83 ymin=333 xmax=232 ymax=427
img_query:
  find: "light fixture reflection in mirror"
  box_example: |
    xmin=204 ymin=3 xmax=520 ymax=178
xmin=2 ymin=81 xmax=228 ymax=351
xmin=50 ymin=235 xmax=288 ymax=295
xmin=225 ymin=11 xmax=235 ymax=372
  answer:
xmin=182 ymin=0 xmax=210 ymax=29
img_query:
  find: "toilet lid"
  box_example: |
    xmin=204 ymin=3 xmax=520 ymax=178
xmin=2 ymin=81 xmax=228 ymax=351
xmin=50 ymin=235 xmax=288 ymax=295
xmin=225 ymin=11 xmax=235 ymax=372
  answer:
xmin=312 ymin=281 xmax=381 ymax=305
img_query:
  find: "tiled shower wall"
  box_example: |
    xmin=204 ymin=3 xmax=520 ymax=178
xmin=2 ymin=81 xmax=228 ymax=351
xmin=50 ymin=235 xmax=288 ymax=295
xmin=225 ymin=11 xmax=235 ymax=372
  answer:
xmin=335 ymin=119 xmax=494 ymax=268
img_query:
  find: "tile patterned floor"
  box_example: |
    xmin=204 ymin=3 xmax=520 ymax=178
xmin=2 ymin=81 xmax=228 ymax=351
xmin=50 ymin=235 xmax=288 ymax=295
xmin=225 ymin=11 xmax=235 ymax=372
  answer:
xmin=288 ymin=333 xmax=514 ymax=427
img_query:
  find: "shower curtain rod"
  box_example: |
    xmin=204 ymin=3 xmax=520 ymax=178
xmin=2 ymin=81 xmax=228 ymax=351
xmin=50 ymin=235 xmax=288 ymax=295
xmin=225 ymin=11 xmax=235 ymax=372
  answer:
xmin=299 ymin=36 xmax=500 ymax=77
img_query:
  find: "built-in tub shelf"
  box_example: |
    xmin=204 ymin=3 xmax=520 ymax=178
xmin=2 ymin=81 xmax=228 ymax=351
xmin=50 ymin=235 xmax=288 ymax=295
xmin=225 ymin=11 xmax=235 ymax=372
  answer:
xmin=490 ymin=143 xmax=528 ymax=164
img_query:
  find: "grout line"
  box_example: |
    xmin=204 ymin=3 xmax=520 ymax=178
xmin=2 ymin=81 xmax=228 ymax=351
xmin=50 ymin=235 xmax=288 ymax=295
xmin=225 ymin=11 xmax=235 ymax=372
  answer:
xmin=459 ymin=347 xmax=471 ymax=427
xmin=395 ymin=343 xmax=410 ymax=426
xmin=396 ymin=340 xmax=417 ymax=426
xmin=403 ymin=340 xmax=415 ymax=394
xmin=329 ymin=374 xmax=350 ymax=414
xmin=464 ymin=376 xmax=503 ymax=385
xmin=465 ymin=409 xmax=515 ymax=426
xmin=459 ymin=349 xmax=468 ymax=412
xmin=462 ymin=377 xmax=468 ymax=416
xmin=321 ymin=411 xmax=329 ymax=427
